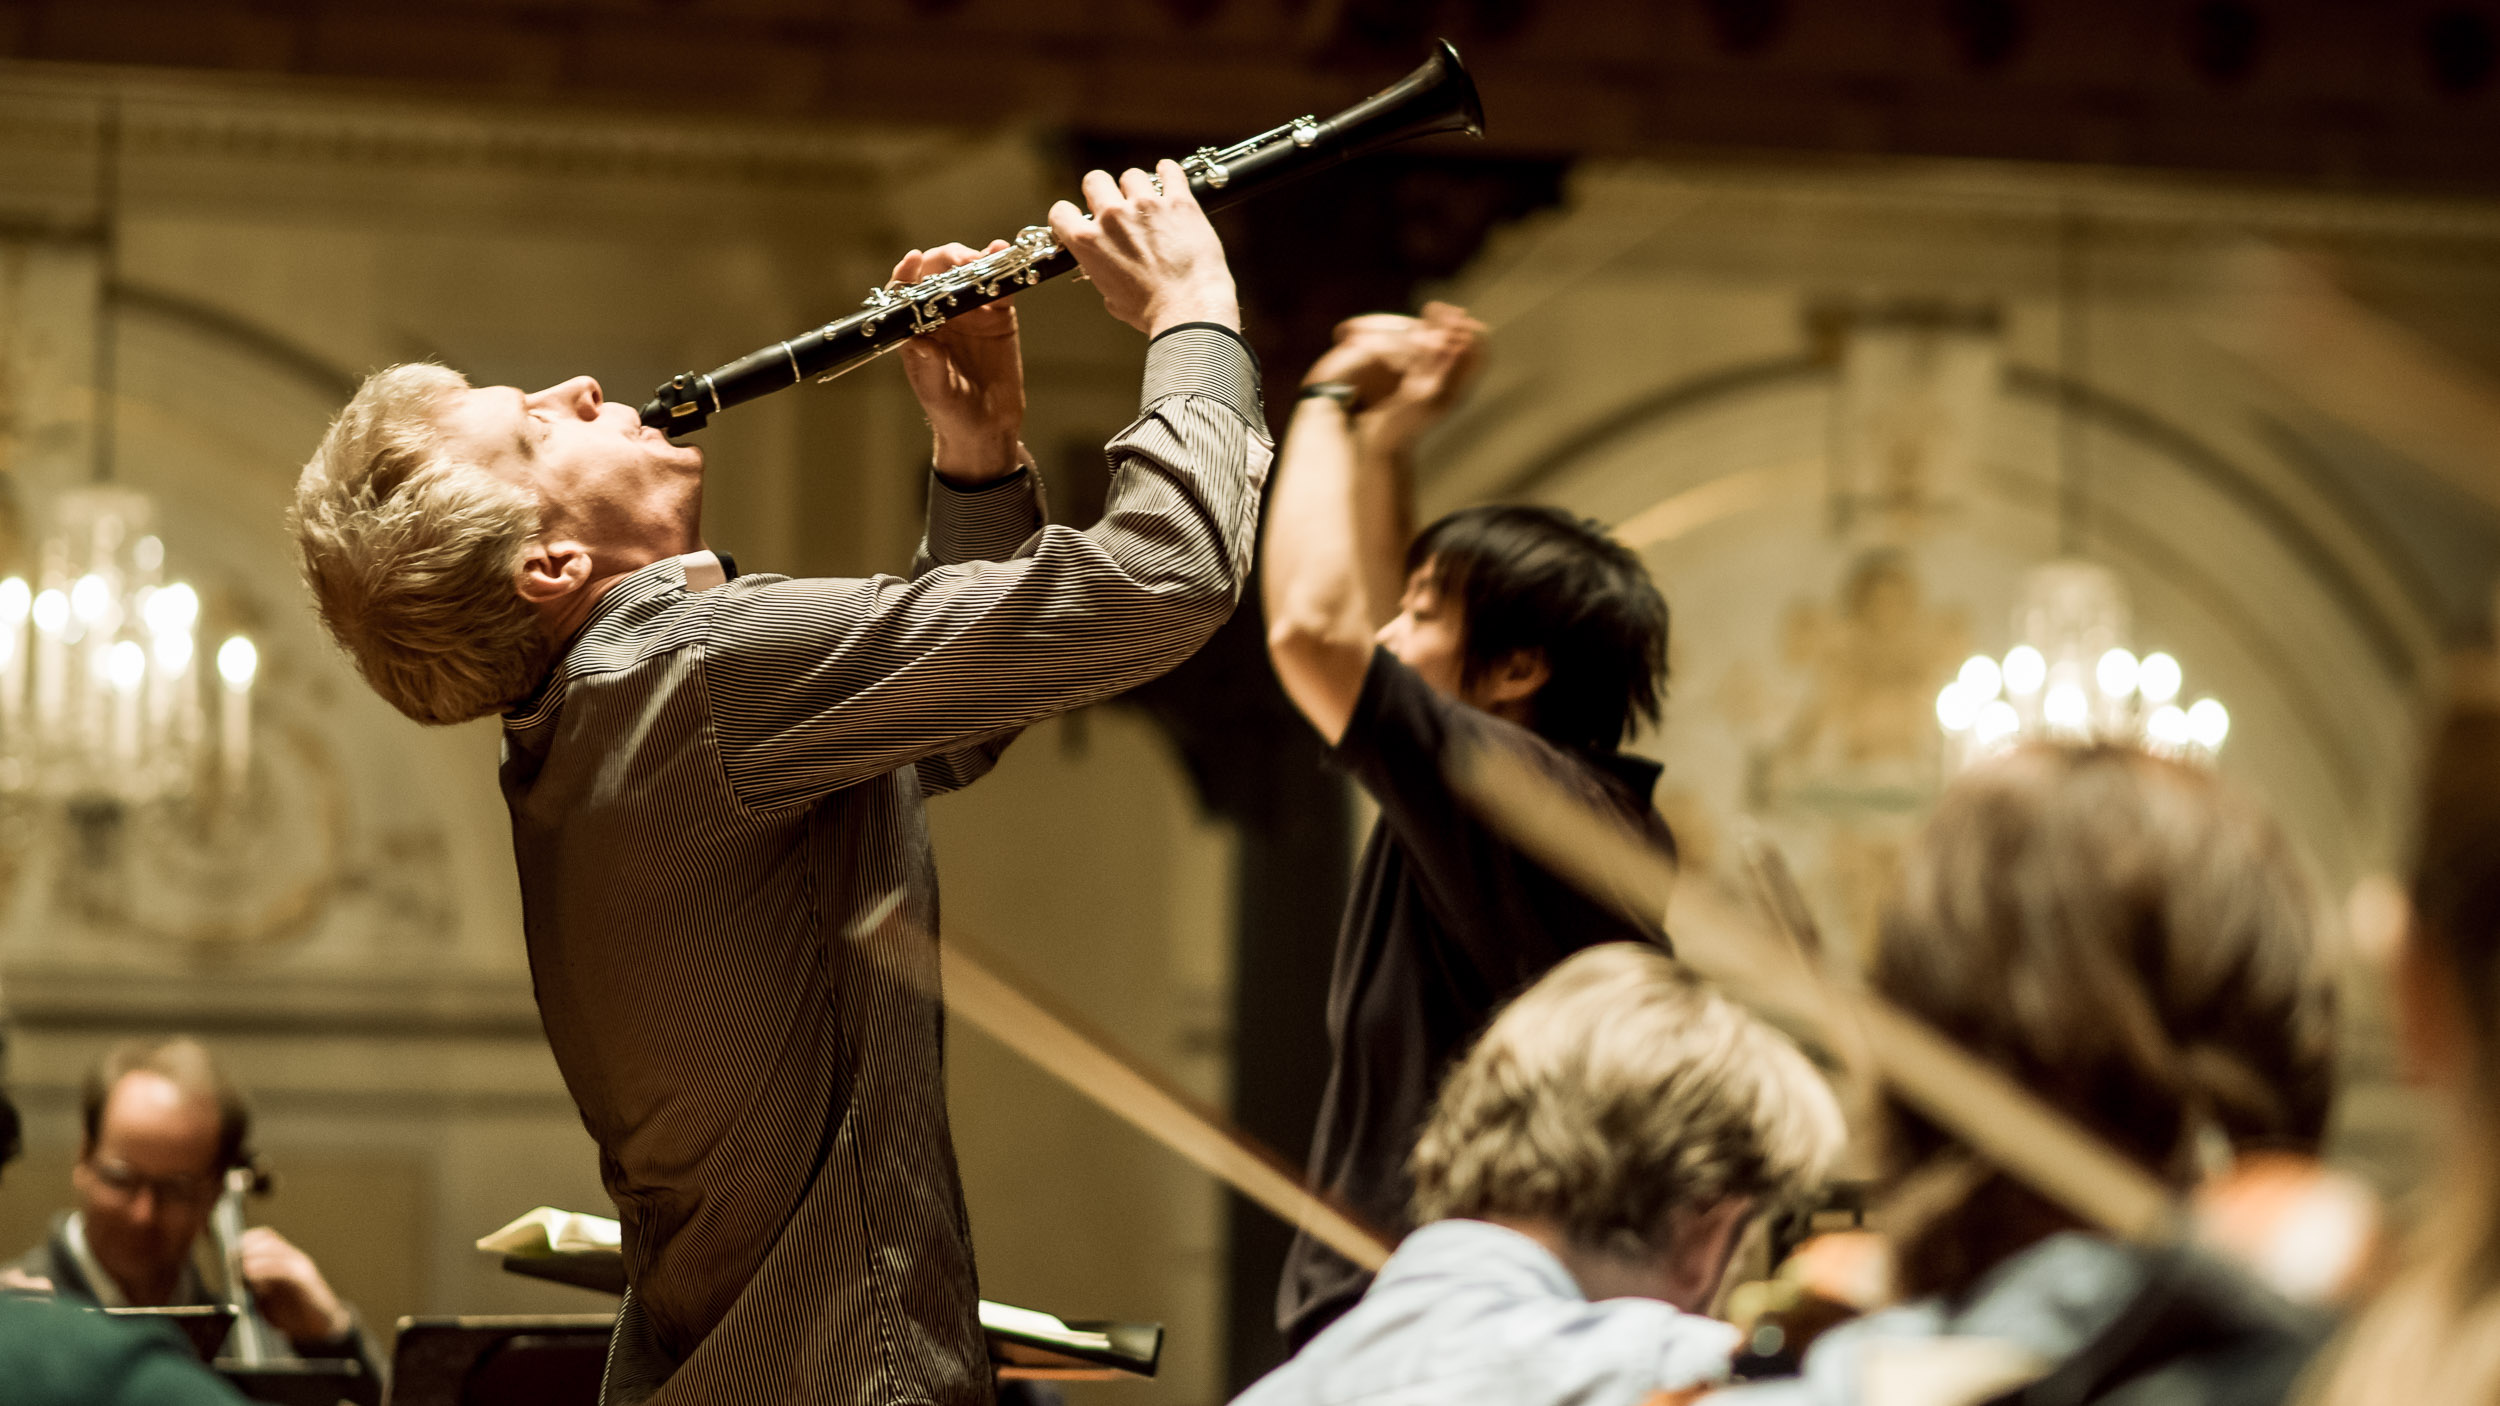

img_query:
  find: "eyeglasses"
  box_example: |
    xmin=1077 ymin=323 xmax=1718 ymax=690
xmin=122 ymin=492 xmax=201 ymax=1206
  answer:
xmin=85 ymin=1157 xmax=218 ymax=1207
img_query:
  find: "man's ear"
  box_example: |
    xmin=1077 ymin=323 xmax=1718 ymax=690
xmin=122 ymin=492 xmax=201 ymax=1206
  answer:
xmin=1481 ymin=648 xmax=1551 ymax=709
xmin=516 ymin=539 xmax=593 ymax=610
xmin=1662 ymin=1197 xmax=1757 ymax=1313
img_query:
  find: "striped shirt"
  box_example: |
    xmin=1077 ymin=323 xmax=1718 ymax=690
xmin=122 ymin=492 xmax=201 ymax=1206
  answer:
xmin=498 ymin=326 xmax=1269 ymax=1405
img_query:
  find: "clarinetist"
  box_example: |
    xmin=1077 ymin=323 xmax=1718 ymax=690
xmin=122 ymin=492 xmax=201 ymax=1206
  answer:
xmin=288 ymin=161 xmax=1266 ymax=1404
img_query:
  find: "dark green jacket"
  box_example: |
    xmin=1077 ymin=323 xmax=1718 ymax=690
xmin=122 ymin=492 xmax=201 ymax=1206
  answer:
xmin=0 ymin=1293 xmax=249 ymax=1405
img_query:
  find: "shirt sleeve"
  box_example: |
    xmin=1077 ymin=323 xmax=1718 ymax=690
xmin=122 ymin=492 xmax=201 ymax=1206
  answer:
xmin=907 ymin=467 xmax=1048 ymax=791
xmin=914 ymin=466 xmax=1048 ymax=574
xmin=1332 ymin=648 xmax=1665 ymax=978
xmin=704 ymin=325 xmax=1271 ymax=812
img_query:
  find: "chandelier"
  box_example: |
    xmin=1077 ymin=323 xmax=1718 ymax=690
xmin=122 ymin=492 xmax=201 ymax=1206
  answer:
xmin=0 ymin=486 xmax=256 ymax=807
xmin=0 ymin=105 xmax=259 ymax=812
xmin=1936 ymin=559 xmax=2228 ymax=765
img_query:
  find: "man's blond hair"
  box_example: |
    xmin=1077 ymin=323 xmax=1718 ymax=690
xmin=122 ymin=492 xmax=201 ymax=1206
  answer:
xmin=1411 ymin=942 xmax=1843 ymax=1254
xmin=289 ymin=363 xmax=550 ymax=724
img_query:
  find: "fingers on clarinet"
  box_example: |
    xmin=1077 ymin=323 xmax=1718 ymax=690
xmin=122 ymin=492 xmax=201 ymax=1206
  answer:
xmin=1118 ymin=166 xmax=1158 ymax=201
xmin=1156 ymin=159 xmax=1196 ymax=205
xmin=1047 ymin=199 xmax=1092 ymax=246
xmin=984 ymin=238 xmax=1010 ymax=254
xmin=1080 ymin=168 xmax=1122 ymax=213
xmin=892 ymin=249 xmax=923 ymax=284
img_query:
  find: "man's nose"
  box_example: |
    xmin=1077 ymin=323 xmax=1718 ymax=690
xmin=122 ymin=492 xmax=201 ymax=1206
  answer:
xmin=531 ymin=375 xmax=604 ymax=418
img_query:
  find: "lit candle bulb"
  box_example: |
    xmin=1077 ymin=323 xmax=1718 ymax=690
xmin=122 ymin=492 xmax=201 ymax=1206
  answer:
xmin=31 ymin=587 xmax=66 ymax=746
xmin=217 ymin=635 xmax=256 ymax=801
xmin=144 ymin=583 xmax=199 ymax=776
xmin=108 ymin=638 xmax=145 ymax=773
xmin=0 ymin=577 xmax=27 ymax=745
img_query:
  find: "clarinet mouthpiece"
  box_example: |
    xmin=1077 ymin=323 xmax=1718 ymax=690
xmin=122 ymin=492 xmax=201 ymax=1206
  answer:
xmin=641 ymin=372 xmax=712 ymax=435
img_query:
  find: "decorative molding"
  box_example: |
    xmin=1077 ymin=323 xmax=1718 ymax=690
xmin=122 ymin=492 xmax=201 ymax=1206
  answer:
xmin=0 ymin=65 xmax=935 ymax=192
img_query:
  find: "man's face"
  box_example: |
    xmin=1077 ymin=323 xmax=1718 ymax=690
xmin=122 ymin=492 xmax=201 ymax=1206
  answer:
xmin=72 ymin=1073 xmax=222 ymax=1298
xmin=1376 ymin=562 xmax=1469 ymax=700
xmin=435 ymin=375 xmax=707 ymax=577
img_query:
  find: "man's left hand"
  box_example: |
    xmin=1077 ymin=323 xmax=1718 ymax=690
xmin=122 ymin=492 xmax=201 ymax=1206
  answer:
xmin=892 ymin=241 xmax=1030 ymax=486
xmin=237 ymin=1226 xmax=353 ymax=1345
xmin=1302 ymin=301 xmax=1486 ymax=458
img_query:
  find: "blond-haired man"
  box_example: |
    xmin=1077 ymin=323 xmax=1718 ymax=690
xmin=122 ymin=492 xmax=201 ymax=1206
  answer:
xmin=291 ymin=163 xmax=1266 ymax=1405
xmin=1234 ymin=942 xmax=1844 ymax=1406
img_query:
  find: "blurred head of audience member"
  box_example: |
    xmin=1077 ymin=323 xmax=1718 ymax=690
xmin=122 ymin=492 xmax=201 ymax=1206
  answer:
xmin=69 ymin=1037 xmax=251 ymax=1308
xmin=2307 ymin=681 xmax=2500 ymax=1402
xmin=1412 ymin=941 xmax=1845 ymax=1304
xmin=1721 ymin=744 xmax=2338 ymax=1405
xmin=1875 ymin=742 xmax=2336 ymax=1298
xmin=1237 ymin=944 xmax=1843 ymax=1405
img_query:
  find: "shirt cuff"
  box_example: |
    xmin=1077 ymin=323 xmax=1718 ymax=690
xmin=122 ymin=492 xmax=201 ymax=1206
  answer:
xmin=1140 ymin=323 xmax=1264 ymax=430
xmin=923 ymin=466 xmax=1047 ymax=566
xmin=1150 ymin=320 xmax=1261 ymax=375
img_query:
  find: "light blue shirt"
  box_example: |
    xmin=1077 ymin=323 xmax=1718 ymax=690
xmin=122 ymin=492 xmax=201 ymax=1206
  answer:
xmin=1713 ymin=1234 xmax=2152 ymax=1405
xmin=1233 ymin=1219 xmax=1741 ymax=1406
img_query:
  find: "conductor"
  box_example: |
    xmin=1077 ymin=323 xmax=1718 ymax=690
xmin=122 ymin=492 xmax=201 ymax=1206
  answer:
xmin=289 ymin=162 xmax=1266 ymax=1404
xmin=1261 ymin=303 xmax=1677 ymax=1349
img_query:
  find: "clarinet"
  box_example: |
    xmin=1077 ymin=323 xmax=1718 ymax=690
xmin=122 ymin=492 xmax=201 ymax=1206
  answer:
xmin=640 ymin=40 xmax=1484 ymax=435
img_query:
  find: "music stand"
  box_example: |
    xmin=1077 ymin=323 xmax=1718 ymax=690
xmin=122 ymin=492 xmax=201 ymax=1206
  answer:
xmin=101 ymin=1304 xmax=235 ymax=1360
xmin=212 ymin=1358 xmax=370 ymax=1406
xmin=391 ymin=1313 xmax=615 ymax=1406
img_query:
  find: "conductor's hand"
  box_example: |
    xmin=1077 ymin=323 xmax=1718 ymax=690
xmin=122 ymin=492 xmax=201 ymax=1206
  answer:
xmin=237 ymin=1226 xmax=353 ymax=1345
xmin=893 ymin=241 xmax=1029 ymax=486
xmin=1304 ymin=301 xmax=1486 ymax=457
xmin=1048 ymin=161 xmax=1240 ymax=338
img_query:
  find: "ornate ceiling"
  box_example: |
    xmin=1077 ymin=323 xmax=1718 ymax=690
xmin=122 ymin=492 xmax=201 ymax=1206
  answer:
xmin=4 ymin=1 xmax=2500 ymax=190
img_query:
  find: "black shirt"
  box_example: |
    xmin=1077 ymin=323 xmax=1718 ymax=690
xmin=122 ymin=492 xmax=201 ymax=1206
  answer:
xmin=1275 ymin=648 xmax=1675 ymax=1345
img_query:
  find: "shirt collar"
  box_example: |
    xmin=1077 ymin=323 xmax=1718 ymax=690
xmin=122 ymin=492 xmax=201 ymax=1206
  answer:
xmin=63 ymin=1212 xmax=129 ymax=1308
xmin=1372 ymin=1219 xmax=1584 ymax=1301
xmin=1593 ymin=749 xmax=1665 ymax=801
xmin=504 ymin=551 xmax=730 ymax=729
xmin=572 ymin=550 xmax=734 ymax=646
xmin=678 ymin=548 xmax=730 ymax=593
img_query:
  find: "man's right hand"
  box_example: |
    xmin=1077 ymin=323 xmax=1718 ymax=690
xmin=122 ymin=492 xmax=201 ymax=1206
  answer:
xmin=1048 ymin=160 xmax=1240 ymax=337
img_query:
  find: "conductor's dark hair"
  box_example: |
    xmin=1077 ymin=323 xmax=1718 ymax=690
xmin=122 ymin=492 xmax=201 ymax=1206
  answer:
xmin=81 ymin=1036 xmax=253 ymax=1174
xmin=1408 ymin=505 xmax=1668 ymax=750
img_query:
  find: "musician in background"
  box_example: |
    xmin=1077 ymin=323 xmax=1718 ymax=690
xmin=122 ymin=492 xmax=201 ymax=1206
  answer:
xmin=4 ymin=1037 xmax=381 ymax=1397
xmin=1236 ymin=943 xmax=1843 ymax=1405
xmin=0 ymin=1070 xmax=250 ymax=1404
xmin=1262 ymin=302 xmax=1677 ymax=1348
xmin=290 ymin=162 xmax=1264 ymax=1403
xmin=2306 ymin=667 xmax=2500 ymax=1404
xmin=1716 ymin=745 xmax=2337 ymax=1405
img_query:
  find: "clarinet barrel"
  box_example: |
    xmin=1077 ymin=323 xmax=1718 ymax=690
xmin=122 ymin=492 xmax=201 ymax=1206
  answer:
xmin=640 ymin=40 xmax=1484 ymax=435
